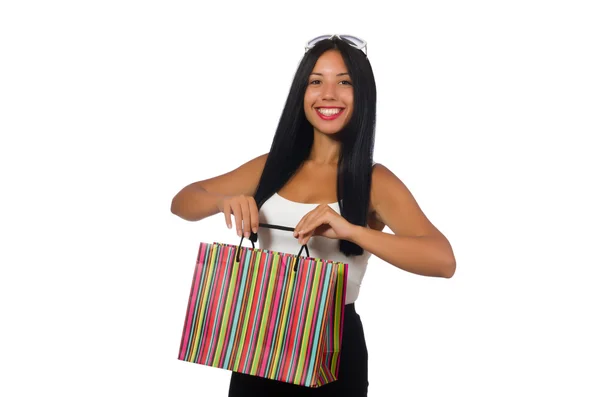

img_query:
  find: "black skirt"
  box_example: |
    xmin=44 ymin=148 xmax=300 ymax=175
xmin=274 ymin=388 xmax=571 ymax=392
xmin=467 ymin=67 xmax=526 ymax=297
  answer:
xmin=227 ymin=303 xmax=369 ymax=397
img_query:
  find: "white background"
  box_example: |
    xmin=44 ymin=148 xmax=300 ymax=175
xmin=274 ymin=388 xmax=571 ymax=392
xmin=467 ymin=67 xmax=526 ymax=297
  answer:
xmin=1 ymin=1 xmax=599 ymax=396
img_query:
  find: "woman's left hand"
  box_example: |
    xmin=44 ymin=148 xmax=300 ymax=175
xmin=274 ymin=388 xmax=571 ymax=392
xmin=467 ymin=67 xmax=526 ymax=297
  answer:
xmin=293 ymin=204 xmax=357 ymax=245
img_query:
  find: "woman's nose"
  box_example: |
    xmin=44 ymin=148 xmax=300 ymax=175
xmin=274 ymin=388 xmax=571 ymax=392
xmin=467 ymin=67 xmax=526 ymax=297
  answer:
xmin=321 ymin=83 xmax=337 ymax=100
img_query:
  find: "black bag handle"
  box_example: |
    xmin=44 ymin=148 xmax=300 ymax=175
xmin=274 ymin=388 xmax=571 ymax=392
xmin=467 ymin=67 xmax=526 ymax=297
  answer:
xmin=235 ymin=223 xmax=310 ymax=271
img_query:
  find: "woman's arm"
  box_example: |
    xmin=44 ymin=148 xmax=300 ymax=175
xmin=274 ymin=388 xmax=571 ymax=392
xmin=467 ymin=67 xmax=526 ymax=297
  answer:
xmin=349 ymin=164 xmax=456 ymax=278
xmin=348 ymin=227 xmax=455 ymax=278
xmin=170 ymin=153 xmax=268 ymax=222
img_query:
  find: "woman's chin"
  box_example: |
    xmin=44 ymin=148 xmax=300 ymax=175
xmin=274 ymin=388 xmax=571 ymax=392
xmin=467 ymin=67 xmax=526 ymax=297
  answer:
xmin=312 ymin=123 xmax=346 ymax=136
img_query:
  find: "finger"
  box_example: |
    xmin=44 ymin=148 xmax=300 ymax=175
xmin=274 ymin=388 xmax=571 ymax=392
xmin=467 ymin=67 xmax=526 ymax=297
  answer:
xmin=300 ymin=211 xmax=331 ymax=243
xmin=296 ymin=207 xmax=320 ymax=236
xmin=231 ymin=200 xmax=243 ymax=237
xmin=293 ymin=219 xmax=303 ymax=238
xmin=299 ymin=229 xmax=315 ymax=245
xmin=223 ymin=200 xmax=232 ymax=229
xmin=296 ymin=205 xmax=324 ymax=236
xmin=301 ymin=226 xmax=318 ymax=244
xmin=294 ymin=211 xmax=311 ymax=238
xmin=249 ymin=197 xmax=259 ymax=234
xmin=299 ymin=219 xmax=319 ymax=244
xmin=240 ymin=197 xmax=251 ymax=238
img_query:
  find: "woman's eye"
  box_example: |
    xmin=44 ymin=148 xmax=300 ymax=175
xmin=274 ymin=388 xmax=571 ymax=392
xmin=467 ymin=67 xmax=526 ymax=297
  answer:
xmin=309 ymin=80 xmax=321 ymax=85
xmin=340 ymin=80 xmax=353 ymax=86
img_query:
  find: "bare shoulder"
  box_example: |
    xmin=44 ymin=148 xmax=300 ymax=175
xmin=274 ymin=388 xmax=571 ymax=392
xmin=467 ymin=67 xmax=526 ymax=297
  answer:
xmin=369 ymin=163 xmax=445 ymax=238
xmin=187 ymin=152 xmax=269 ymax=197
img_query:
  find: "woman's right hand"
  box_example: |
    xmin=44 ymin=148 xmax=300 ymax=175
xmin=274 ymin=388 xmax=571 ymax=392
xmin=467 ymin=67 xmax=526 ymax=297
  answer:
xmin=217 ymin=195 xmax=259 ymax=238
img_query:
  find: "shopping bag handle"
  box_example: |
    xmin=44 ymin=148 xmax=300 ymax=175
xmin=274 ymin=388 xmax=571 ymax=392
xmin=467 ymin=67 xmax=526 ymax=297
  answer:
xmin=236 ymin=223 xmax=310 ymax=271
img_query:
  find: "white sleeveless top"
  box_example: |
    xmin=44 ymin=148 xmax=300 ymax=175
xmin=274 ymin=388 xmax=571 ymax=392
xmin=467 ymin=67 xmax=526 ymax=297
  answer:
xmin=257 ymin=192 xmax=371 ymax=304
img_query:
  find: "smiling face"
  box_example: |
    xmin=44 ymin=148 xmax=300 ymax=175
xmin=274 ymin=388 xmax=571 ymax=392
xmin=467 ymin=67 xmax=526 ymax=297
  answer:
xmin=304 ymin=50 xmax=354 ymax=135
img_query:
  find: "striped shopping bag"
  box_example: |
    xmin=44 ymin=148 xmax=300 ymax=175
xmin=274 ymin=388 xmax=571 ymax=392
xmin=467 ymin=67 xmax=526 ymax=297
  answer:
xmin=178 ymin=223 xmax=348 ymax=388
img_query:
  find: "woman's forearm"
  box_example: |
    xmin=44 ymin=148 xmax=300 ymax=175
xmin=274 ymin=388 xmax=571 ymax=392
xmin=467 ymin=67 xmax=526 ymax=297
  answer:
xmin=171 ymin=184 xmax=225 ymax=222
xmin=348 ymin=225 xmax=456 ymax=278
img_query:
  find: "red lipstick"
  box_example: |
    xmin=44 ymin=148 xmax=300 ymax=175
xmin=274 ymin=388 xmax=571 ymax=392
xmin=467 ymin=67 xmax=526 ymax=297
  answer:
xmin=315 ymin=107 xmax=345 ymax=121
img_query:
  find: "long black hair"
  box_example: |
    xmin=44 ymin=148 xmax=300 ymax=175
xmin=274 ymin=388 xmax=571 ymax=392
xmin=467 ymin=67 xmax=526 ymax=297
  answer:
xmin=251 ymin=37 xmax=377 ymax=257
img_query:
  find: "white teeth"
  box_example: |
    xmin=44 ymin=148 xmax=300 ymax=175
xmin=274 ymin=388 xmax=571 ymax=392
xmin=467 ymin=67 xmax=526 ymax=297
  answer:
xmin=317 ymin=108 xmax=342 ymax=116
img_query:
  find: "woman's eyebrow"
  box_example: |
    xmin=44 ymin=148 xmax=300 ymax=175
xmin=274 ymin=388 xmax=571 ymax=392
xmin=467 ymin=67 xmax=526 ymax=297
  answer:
xmin=310 ymin=72 xmax=350 ymax=77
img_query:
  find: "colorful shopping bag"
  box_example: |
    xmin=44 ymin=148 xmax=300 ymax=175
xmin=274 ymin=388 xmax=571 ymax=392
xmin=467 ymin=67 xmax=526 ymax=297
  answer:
xmin=178 ymin=223 xmax=348 ymax=388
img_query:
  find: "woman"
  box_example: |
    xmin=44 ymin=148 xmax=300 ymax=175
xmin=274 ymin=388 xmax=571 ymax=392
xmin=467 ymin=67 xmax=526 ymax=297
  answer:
xmin=171 ymin=35 xmax=456 ymax=397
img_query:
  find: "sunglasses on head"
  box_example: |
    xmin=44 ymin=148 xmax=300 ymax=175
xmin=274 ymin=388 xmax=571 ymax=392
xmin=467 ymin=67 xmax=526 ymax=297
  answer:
xmin=305 ymin=34 xmax=367 ymax=56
